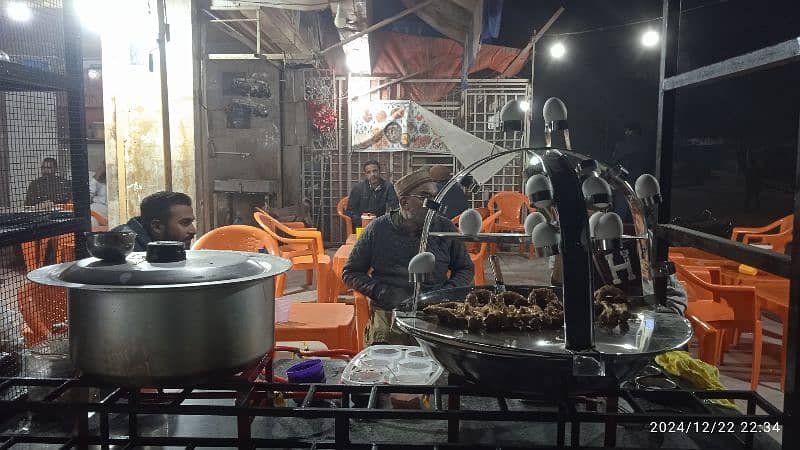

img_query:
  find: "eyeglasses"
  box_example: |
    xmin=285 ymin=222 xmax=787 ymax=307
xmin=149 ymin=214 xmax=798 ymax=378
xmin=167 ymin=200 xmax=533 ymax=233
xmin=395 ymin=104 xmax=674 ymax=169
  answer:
xmin=407 ymin=193 xmax=435 ymax=202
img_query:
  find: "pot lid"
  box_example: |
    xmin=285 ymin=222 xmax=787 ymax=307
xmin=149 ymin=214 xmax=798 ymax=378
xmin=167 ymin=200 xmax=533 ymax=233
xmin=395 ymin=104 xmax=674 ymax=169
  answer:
xmin=28 ymin=250 xmax=292 ymax=289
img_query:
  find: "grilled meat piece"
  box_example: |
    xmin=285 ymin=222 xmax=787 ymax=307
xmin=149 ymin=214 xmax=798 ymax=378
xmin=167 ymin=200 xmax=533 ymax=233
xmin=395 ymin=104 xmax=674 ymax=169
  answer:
xmin=495 ymin=291 xmax=529 ymax=307
xmin=465 ymin=289 xmax=494 ymax=306
xmin=592 ymin=285 xmax=633 ymax=333
xmin=529 ymin=287 xmax=561 ymax=308
xmin=593 ymin=284 xmax=627 ymax=304
xmin=425 ymin=287 xmax=567 ymax=333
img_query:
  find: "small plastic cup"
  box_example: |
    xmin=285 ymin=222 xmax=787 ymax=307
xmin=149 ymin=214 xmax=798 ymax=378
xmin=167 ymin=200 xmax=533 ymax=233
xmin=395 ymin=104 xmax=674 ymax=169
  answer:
xmin=275 ymin=297 xmax=292 ymax=323
xmin=394 ymin=360 xmax=432 ymax=384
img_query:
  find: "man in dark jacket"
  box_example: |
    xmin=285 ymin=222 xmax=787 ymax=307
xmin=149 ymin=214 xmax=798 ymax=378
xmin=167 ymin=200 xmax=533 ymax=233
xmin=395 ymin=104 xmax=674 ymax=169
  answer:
xmin=24 ymin=157 xmax=72 ymax=206
xmin=342 ymin=169 xmax=474 ymax=345
xmin=429 ymin=165 xmax=470 ymax=219
xmin=112 ymin=191 xmax=196 ymax=250
xmin=345 ymin=160 xmax=399 ymax=228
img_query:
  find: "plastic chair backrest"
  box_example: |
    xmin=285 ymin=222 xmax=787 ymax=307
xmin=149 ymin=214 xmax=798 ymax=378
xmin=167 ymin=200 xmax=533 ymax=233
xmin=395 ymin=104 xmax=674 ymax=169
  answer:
xmin=731 ymin=214 xmax=793 ymax=241
xmin=192 ymin=225 xmax=270 ymax=252
xmin=254 ymin=210 xmax=324 ymax=255
xmin=676 ymin=263 xmax=759 ymax=322
xmin=487 ymin=192 xmax=530 ymax=223
xmin=337 ymin=197 xmax=353 ymax=236
xmin=744 ymin=227 xmax=793 ymax=253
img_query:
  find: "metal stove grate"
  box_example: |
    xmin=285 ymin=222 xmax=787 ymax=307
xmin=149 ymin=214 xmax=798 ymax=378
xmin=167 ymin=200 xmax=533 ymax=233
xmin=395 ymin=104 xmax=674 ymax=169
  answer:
xmin=0 ymin=372 xmax=783 ymax=449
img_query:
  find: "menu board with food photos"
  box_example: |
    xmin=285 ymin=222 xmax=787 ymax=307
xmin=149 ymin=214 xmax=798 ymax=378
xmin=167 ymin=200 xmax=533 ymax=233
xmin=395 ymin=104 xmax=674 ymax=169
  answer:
xmin=351 ymin=100 xmax=449 ymax=153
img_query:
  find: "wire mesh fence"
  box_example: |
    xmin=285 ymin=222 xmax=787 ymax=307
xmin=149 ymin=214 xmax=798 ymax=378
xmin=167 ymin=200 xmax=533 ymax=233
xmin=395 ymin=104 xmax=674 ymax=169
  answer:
xmin=0 ymin=0 xmax=67 ymax=75
xmin=0 ymin=0 xmax=87 ymax=381
xmin=302 ymin=77 xmax=530 ymax=243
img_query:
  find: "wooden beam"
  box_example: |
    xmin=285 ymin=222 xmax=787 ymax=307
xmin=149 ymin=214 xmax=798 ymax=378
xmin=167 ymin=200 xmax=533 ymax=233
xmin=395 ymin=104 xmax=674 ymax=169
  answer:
xmin=208 ymin=53 xmax=314 ymax=60
xmin=156 ymin=0 xmax=172 ymax=191
xmin=499 ymin=7 xmax=564 ymax=78
xmin=321 ymin=0 xmax=434 ymax=55
xmin=663 ymin=36 xmax=800 ymax=91
xmin=202 ymin=9 xmax=259 ymax=53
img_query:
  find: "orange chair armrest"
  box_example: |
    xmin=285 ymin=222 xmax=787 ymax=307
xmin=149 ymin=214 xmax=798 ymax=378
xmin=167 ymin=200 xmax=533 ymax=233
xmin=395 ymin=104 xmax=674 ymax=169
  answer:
xmin=273 ymin=235 xmax=316 ymax=247
xmin=283 ymin=249 xmax=315 ymax=259
xmin=686 ymin=313 xmax=717 ymax=335
xmin=353 ymin=291 xmax=370 ymax=350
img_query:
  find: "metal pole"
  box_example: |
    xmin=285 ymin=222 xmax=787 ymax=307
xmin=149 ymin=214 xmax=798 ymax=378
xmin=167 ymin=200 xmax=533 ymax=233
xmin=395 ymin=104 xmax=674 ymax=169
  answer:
xmin=157 ymin=0 xmax=173 ymax=191
xmin=783 ymin=112 xmax=800 ymax=448
xmin=652 ymin=0 xmax=680 ymax=306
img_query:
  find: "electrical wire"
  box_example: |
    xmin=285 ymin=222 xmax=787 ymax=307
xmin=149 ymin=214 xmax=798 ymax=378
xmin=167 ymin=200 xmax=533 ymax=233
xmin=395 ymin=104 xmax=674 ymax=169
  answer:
xmin=546 ymin=0 xmax=731 ymax=37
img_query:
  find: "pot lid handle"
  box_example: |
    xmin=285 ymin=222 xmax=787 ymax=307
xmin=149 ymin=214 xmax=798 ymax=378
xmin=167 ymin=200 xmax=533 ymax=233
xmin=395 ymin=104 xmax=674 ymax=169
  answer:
xmin=146 ymin=241 xmax=187 ymax=263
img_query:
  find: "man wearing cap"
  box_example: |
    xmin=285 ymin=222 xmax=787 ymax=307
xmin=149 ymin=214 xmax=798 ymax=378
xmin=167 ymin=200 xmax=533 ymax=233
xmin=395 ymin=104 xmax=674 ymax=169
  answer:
xmin=345 ymin=160 xmax=399 ymax=229
xmin=342 ymin=169 xmax=474 ymax=345
xmin=429 ymin=165 xmax=470 ymax=220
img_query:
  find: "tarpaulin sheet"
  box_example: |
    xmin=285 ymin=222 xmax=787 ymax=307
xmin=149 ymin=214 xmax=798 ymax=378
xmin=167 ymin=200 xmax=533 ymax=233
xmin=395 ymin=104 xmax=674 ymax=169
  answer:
xmin=371 ymin=31 xmax=527 ymax=101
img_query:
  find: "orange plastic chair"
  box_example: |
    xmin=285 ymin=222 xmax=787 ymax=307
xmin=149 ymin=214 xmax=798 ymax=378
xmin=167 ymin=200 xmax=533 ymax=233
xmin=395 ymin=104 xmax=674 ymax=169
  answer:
xmin=486 ymin=192 xmax=532 ymax=233
xmin=253 ymin=207 xmax=314 ymax=232
xmin=18 ymin=233 xmax=74 ymax=346
xmin=254 ymin=210 xmax=326 ymax=288
xmin=731 ymin=214 xmax=793 ymax=242
xmin=336 ymin=197 xmax=353 ymax=237
xmin=743 ymin=227 xmax=792 ymax=253
xmin=91 ymin=209 xmax=108 ymax=232
xmin=192 ymin=225 xmax=360 ymax=351
xmin=193 ymin=224 xmax=323 ymax=300
xmin=275 ymin=302 xmax=362 ymax=351
xmin=676 ymin=263 xmax=763 ymax=390
xmin=470 ymin=211 xmax=501 ymax=285
xmin=254 ymin=214 xmax=333 ymax=302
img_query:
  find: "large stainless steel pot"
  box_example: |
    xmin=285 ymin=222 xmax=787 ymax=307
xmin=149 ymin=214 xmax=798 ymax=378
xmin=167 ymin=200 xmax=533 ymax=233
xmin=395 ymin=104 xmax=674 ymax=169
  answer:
xmin=27 ymin=247 xmax=291 ymax=386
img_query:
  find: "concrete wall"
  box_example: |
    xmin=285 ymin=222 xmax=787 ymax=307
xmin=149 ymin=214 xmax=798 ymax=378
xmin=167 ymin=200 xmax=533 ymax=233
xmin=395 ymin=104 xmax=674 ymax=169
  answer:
xmin=281 ymin=70 xmax=311 ymax=209
xmin=203 ymin=59 xmax=281 ymax=227
xmin=102 ymin=0 xmax=197 ymax=227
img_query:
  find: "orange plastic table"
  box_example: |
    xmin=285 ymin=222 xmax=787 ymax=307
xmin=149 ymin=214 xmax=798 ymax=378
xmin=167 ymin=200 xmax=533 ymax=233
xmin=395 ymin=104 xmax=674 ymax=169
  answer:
xmin=275 ymin=303 xmax=357 ymax=351
xmin=345 ymin=234 xmax=357 ymax=245
xmin=332 ymin=244 xmax=354 ymax=296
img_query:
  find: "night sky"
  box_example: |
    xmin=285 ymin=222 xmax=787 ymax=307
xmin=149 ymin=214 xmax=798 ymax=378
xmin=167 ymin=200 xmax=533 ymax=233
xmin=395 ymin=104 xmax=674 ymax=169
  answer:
xmin=493 ymin=0 xmax=800 ymax=225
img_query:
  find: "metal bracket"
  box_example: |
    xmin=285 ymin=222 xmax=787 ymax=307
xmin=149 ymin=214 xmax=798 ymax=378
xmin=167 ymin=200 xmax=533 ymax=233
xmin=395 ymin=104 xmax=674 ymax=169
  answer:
xmin=651 ymin=260 xmax=675 ymax=278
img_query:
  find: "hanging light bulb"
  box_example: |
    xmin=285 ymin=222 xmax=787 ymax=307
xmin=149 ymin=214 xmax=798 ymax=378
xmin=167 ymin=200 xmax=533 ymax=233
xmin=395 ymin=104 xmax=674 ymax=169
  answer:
xmin=334 ymin=2 xmax=347 ymax=28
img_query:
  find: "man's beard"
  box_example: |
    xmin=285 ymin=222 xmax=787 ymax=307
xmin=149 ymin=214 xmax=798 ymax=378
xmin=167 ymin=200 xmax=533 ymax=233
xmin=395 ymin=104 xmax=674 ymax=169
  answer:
xmin=181 ymin=237 xmax=194 ymax=249
xmin=400 ymin=207 xmax=426 ymax=231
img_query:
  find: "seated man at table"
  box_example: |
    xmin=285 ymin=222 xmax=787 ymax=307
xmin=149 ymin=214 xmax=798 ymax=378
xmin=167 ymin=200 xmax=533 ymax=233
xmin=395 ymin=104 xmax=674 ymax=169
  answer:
xmin=342 ymin=169 xmax=474 ymax=345
xmin=24 ymin=157 xmax=72 ymax=207
xmin=345 ymin=160 xmax=399 ymax=229
xmin=112 ymin=191 xmax=196 ymax=251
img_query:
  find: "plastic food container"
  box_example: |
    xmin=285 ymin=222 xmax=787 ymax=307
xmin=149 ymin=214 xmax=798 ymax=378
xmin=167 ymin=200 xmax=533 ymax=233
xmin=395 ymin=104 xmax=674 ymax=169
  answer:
xmin=341 ymin=345 xmax=443 ymax=386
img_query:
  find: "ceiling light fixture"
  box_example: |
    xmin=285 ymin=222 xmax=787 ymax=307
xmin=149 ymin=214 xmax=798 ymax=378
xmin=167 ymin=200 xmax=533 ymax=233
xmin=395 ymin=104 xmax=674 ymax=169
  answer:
xmin=7 ymin=2 xmax=32 ymax=22
xmin=641 ymin=29 xmax=659 ymax=48
xmin=549 ymin=42 xmax=566 ymax=59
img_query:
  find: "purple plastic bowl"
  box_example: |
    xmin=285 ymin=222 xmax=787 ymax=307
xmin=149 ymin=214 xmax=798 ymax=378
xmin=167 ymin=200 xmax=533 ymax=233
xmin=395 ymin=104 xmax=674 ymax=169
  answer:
xmin=286 ymin=359 xmax=325 ymax=383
